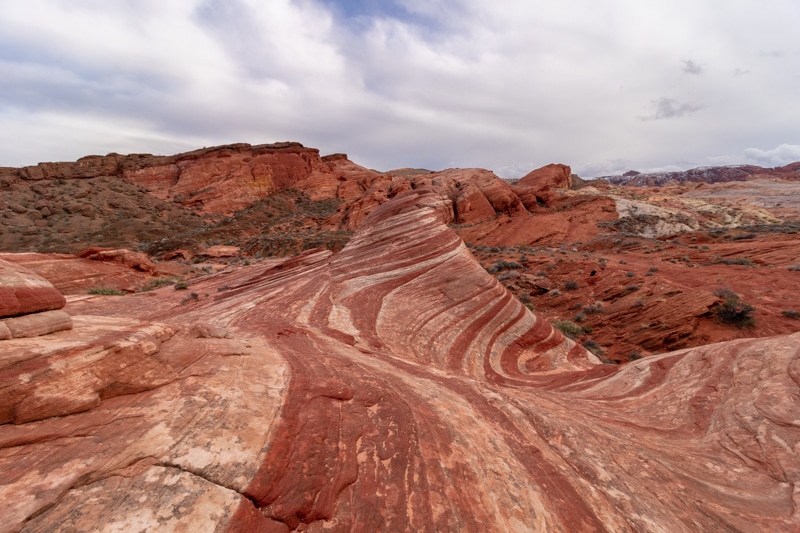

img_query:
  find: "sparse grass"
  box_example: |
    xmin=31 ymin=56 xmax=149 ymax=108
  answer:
xmin=553 ymin=319 xmax=585 ymax=339
xmin=488 ymin=260 xmax=523 ymax=273
xmin=138 ymin=277 xmax=179 ymax=292
xmin=88 ymin=287 xmax=125 ymax=296
xmin=498 ymin=270 xmax=521 ymax=282
xmin=715 ymin=257 xmax=755 ymax=267
xmin=180 ymin=292 xmax=199 ymax=305
xmin=582 ymin=339 xmax=604 ymax=356
xmin=583 ymin=303 xmax=603 ymax=314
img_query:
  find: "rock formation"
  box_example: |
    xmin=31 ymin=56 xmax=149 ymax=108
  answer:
xmin=2 ymin=189 xmax=799 ymax=531
xmin=0 ymin=258 xmax=71 ymax=339
xmin=514 ymin=163 xmax=574 ymax=208
xmin=599 ymin=162 xmax=800 ymax=186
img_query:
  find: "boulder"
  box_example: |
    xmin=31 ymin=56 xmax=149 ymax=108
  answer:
xmin=1 ymin=310 xmax=73 ymax=339
xmin=0 ymin=259 xmax=66 ymax=318
xmin=515 ymin=163 xmax=573 ymax=208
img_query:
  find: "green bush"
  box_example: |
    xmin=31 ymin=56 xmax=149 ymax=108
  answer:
xmin=582 ymin=339 xmax=604 ymax=356
xmin=138 ymin=277 xmax=179 ymax=292
xmin=88 ymin=287 xmax=125 ymax=296
xmin=553 ymin=319 xmax=584 ymax=339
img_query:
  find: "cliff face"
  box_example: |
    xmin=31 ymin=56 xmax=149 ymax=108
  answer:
xmin=2 ymin=188 xmax=799 ymax=532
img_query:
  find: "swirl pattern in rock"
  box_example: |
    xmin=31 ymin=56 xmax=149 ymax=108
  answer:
xmin=1 ymin=189 xmax=799 ymax=532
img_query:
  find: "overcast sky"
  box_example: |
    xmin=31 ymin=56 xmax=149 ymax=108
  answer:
xmin=1 ymin=0 xmax=799 ymax=178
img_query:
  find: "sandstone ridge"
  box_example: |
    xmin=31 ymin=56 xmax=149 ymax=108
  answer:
xmin=2 ymin=189 xmax=799 ymax=532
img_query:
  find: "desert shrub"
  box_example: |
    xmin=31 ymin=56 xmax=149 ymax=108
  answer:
xmin=519 ymin=295 xmax=531 ymax=304
xmin=648 ymin=266 xmax=659 ymax=273
xmin=498 ymin=270 xmax=521 ymax=281
xmin=582 ymin=339 xmax=604 ymax=356
xmin=788 ymin=264 xmax=800 ymax=272
xmin=88 ymin=287 xmax=125 ymax=296
xmin=628 ymin=351 xmax=643 ymax=360
xmin=782 ymin=310 xmax=800 ymax=319
xmin=181 ymin=292 xmax=199 ymax=305
xmin=573 ymin=312 xmax=586 ymax=323
xmin=536 ymin=270 xmax=547 ymax=277
xmin=564 ymin=280 xmax=579 ymax=291
xmin=553 ymin=320 xmax=584 ymax=339
xmin=139 ymin=277 xmax=178 ymax=292
xmin=174 ymin=281 xmax=189 ymax=290
xmin=625 ymin=285 xmax=640 ymax=292
xmin=583 ymin=303 xmax=602 ymax=314
xmin=713 ymin=288 xmax=755 ymax=328
xmin=712 ymin=287 xmax=738 ymax=300
xmin=488 ymin=260 xmax=523 ymax=273
xmin=626 ymin=271 xmax=635 ymax=277
xmin=716 ymin=257 xmax=755 ymax=267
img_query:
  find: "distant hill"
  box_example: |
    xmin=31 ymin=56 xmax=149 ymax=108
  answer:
xmin=596 ymin=162 xmax=800 ymax=186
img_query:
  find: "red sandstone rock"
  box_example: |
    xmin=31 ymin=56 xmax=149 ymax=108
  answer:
xmin=0 ymin=259 xmax=66 ymax=318
xmin=78 ymin=247 xmax=158 ymax=274
xmin=0 ymin=252 xmax=192 ymax=295
xmin=3 ymin=190 xmax=798 ymax=531
xmin=201 ymin=245 xmax=242 ymax=258
xmin=514 ymin=163 xmax=573 ymax=208
xmin=1 ymin=309 xmax=72 ymax=339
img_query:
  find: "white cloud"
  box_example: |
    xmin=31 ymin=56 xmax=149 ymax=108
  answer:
xmin=741 ymin=144 xmax=800 ymax=167
xmin=0 ymin=0 xmax=798 ymax=178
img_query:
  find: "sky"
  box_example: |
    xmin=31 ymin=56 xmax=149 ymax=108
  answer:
xmin=1 ymin=0 xmax=799 ymax=178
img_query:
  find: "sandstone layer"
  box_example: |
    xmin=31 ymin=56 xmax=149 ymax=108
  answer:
xmin=2 ymin=189 xmax=799 ymax=532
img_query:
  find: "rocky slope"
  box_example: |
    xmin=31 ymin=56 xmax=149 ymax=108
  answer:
xmin=3 ymin=143 xmax=800 ymax=362
xmin=2 ymin=188 xmax=799 ymax=532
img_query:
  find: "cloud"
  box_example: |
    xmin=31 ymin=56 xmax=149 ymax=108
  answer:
xmin=0 ymin=0 xmax=798 ymax=179
xmin=682 ymin=59 xmax=703 ymax=75
xmin=741 ymin=144 xmax=800 ymax=167
xmin=639 ymin=97 xmax=703 ymax=121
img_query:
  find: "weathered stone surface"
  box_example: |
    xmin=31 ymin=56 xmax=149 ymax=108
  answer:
xmin=201 ymin=245 xmax=242 ymax=258
xmin=1 ymin=310 xmax=72 ymax=339
xmin=1 ymin=189 xmax=798 ymax=531
xmin=0 ymin=259 xmax=66 ymax=318
xmin=0 ymin=252 xmax=192 ymax=295
xmin=515 ymin=163 xmax=573 ymax=208
xmin=78 ymin=247 xmax=158 ymax=274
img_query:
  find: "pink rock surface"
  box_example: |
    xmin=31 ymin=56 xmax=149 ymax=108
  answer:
xmin=1 ymin=189 xmax=798 ymax=532
xmin=77 ymin=247 xmax=158 ymax=274
xmin=1 ymin=309 xmax=72 ymax=339
xmin=0 ymin=259 xmax=66 ymax=318
xmin=0 ymin=252 xmax=190 ymax=295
